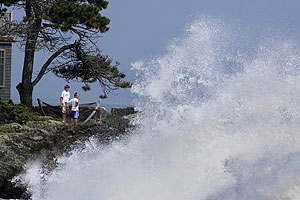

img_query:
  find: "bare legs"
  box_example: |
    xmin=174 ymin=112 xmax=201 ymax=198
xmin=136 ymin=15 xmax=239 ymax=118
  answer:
xmin=71 ymin=118 xmax=78 ymax=126
xmin=62 ymin=113 xmax=66 ymax=123
xmin=62 ymin=103 xmax=68 ymax=123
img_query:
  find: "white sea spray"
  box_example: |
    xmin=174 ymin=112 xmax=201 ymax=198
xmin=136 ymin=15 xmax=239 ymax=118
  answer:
xmin=17 ymin=18 xmax=300 ymax=200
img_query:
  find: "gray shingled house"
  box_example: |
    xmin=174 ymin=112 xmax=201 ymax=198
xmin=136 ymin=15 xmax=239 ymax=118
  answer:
xmin=0 ymin=11 xmax=13 ymax=101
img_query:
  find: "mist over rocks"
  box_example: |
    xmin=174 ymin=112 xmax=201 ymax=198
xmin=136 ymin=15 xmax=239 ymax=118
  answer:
xmin=28 ymin=18 xmax=300 ymax=200
xmin=0 ymin=112 xmax=134 ymax=199
xmin=7 ymin=17 xmax=300 ymax=200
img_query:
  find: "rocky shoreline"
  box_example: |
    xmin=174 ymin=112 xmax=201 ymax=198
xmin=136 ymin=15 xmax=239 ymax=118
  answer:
xmin=0 ymin=108 xmax=136 ymax=199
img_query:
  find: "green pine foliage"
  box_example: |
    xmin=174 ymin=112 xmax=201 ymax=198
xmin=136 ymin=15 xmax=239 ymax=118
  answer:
xmin=51 ymin=43 xmax=132 ymax=93
xmin=44 ymin=0 xmax=110 ymax=32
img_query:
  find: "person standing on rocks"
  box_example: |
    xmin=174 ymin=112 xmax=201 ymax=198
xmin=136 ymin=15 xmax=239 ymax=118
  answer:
xmin=60 ymin=85 xmax=70 ymax=123
xmin=69 ymin=92 xmax=80 ymax=126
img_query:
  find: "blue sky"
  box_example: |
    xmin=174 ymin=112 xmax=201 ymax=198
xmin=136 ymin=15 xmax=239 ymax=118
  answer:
xmin=10 ymin=0 xmax=300 ymax=106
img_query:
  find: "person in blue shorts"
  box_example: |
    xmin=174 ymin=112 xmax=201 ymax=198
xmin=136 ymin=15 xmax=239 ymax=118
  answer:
xmin=69 ymin=92 xmax=79 ymax=126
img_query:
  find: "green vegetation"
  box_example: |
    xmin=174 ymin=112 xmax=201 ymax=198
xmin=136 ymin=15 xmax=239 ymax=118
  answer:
xmin=0 ymin=127 xmax=14 ymax=133
xmin=0 ymin=100 xmax=44 ymax=124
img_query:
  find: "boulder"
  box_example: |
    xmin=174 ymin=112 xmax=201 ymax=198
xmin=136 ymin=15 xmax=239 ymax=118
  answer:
xmin=0 ymin=113 xmax=133 ymax=199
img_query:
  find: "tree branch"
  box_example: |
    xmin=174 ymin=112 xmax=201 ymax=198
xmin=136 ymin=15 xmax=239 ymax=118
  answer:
xmin=31 ymin=41 xmax=78 ymax=87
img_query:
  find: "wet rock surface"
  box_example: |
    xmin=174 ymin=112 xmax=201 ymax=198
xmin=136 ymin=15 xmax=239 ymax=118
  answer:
xmin=111 ymin=107 xmax=136 ymax=117
xmin=0 ymin=116 xmax=133 ymax=199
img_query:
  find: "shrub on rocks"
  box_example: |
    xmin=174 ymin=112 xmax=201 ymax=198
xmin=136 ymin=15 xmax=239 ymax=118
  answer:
xmin=0 ymin=100 xmax=43 ymax=125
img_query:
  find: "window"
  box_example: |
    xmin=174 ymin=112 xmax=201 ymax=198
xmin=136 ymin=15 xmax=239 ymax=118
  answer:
xmin=0 ymin=50 xmax=4 ymax=87
xmin=0 ymin=11 xmax=12 ymax=30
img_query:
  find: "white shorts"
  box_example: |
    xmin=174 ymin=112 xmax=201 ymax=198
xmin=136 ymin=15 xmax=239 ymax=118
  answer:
xmin=62 ymin=104 xmax=69 ymax=114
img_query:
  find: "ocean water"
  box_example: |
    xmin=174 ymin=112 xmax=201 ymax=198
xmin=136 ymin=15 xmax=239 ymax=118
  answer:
xmin=17 ymin=18 xmax=300 ymax=200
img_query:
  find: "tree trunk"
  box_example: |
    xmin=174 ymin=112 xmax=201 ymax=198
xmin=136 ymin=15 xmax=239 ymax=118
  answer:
xmin=16 ymin=82 xmax=33 ymax=108
xmin=17 ymin=40 xmax=36 ymax=108
xmin=16 ymin=3 xmax=41 ymax=109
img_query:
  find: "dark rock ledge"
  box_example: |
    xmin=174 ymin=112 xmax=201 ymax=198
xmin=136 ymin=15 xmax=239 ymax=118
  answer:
xmin=0 ymin=114 xmax=134 ymax=199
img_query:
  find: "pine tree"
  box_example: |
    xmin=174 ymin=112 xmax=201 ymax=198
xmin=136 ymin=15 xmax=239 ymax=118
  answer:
xmin=0 ymin=0 xmax=131 ymax=108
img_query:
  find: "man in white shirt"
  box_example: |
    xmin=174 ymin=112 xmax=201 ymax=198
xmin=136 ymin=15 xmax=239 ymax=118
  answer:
xmin=60 ymin=85 xmax=70 ymax=123
xmin=69 ymin=92 xmax=79 ymax=126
